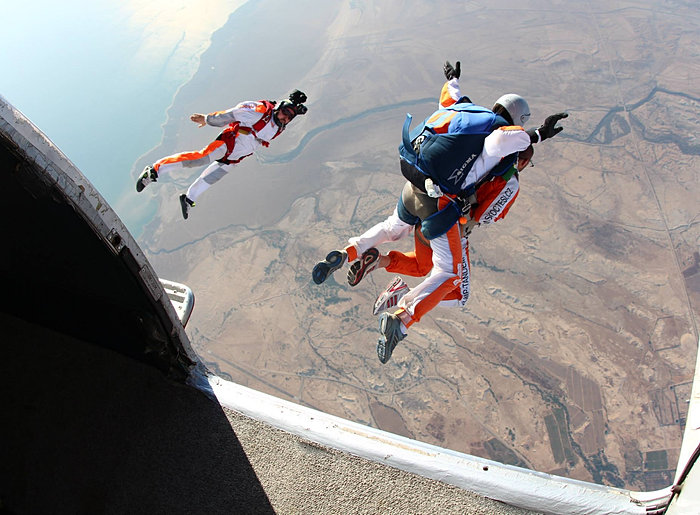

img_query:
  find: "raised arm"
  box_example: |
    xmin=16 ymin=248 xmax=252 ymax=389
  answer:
xmin=439 ymin=60 xmax=471 ymax=108
xmin=526 ymin=112 xmax=569 ymax=143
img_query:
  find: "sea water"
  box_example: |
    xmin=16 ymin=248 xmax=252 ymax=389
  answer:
xmin=1 ymin=0 xmax=246 ymax=234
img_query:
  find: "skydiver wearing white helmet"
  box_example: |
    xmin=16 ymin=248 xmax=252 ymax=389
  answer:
xmin=312 ymin=59 xmax=567 ymax=364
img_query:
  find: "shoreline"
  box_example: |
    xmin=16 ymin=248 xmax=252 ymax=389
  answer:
xmin=115 ymin=0 xmax=252 ymax=235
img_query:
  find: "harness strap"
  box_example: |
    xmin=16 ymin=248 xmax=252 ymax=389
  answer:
xmin=251 ymin=101 xmax=274 ymax=132
xmin=252 ymin=100 xmax=284 ymax=141
xmin=401 ymin=114 xmax=417 ymax=164
xmin=460 ymin=191 xmax=479 ymax=236
xmin=214 ymin=101 xmax=283 ymax=164
xmin=215 ymin=122 xmax=252 ymax=164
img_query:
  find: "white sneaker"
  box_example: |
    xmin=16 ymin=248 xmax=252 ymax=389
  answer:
xmin=347 ymin=247 xmax=380 ymax=287
xmin=373 ymin=276 xmax=409 ymax=315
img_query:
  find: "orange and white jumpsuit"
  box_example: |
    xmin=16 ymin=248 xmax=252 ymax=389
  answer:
xmin=152 ymin=101 xmax=283 ymax=203
xmin=345 ymin=77 xmax=530 ymax=331
xmin=387 ymin=165 xmax=520 ymax=327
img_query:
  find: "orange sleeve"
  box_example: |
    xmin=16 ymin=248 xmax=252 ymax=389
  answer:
xmin=439 ymin=81 xmax=457 ymax=108
xmin=471 ymin=176 xmax=519 ymax=223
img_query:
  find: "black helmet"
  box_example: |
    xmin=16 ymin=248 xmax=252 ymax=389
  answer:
xmin=288 ymin=89 xmax=307 ymax=107
xmin=273 ymin=90 xmax=308 ymax=127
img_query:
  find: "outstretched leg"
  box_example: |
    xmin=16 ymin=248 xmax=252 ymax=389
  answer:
xmin=137 ymin=139 xmax=228 ymax=192
xmin=184 ymin=161 xmax=234 ymax=203
xmin=176 ymin=160 xmax=236 ymax=219
xmin=312 ymin=206 xmax=412 ymax=285
xmin=346 ymin=207 xmax=413 ymax=261
xmin=154 ymin=140 xmax=227 ymax=176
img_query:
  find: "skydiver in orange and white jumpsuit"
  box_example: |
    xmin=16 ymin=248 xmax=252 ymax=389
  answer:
xmin=367 ymin=145 xmax=534 ymax=362
xmin=136 ymin=90 xmax=308 ymax=219
xmin=312 ymin=60 xmax=567 ymax=363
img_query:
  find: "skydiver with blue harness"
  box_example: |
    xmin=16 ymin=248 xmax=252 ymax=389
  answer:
xmin=312 ymin=60 xmax=567 ymax=363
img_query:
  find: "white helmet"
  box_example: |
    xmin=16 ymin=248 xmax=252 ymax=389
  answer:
xmin=493 ymin=93 xmax=530 ymax=125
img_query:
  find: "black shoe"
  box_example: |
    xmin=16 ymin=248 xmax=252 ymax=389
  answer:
xmin=347 ymin=247 xmax=380 ymax=287
xmin=312 ymin=250 xmax=347 ymax=284
xmin=179 ymin=194 xmax=195 ymax=219
xmin=136 ymin=165 xmax=157 ymax=192
xmin=377 ymin=313 xmax=406 ymax=364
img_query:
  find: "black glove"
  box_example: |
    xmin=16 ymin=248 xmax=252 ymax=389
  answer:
xmin=289 ymin=89 xmax=307 ymax=105
xmin=444 ymin=60 xmax=461 ymax=80
xmin=528 ymin=112 xmax=568 ymax=143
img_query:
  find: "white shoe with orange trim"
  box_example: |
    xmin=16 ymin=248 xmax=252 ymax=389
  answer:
xmin=373 ymin=276 xmax=409 ymax=316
